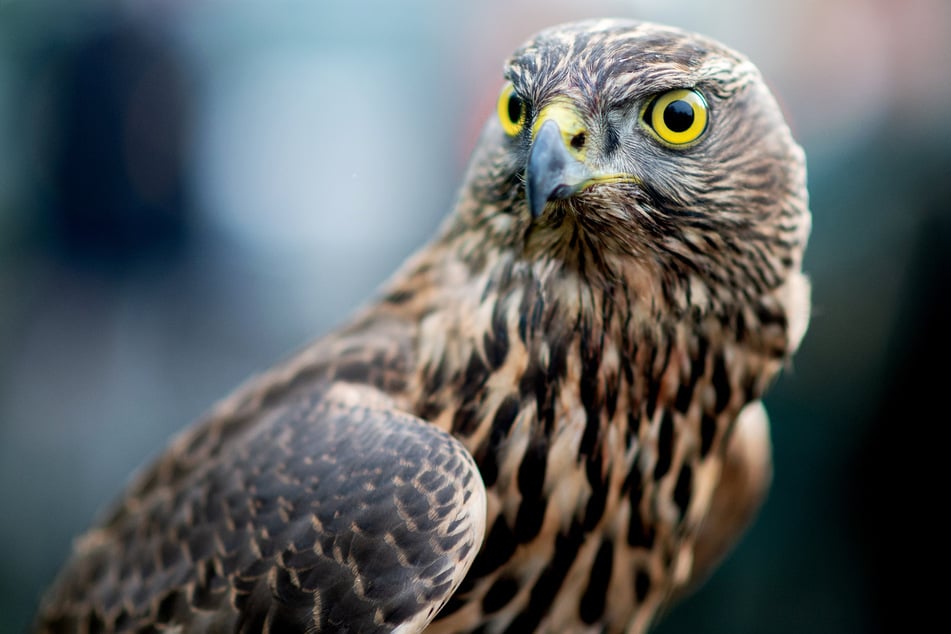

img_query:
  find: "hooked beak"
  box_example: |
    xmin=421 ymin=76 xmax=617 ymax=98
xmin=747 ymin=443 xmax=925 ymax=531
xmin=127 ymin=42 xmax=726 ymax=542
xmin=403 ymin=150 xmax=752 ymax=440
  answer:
xmin=524 ymin=102 xmax=639 ymax=219
xmin=525 ymin=118 xmax=592 ymax=219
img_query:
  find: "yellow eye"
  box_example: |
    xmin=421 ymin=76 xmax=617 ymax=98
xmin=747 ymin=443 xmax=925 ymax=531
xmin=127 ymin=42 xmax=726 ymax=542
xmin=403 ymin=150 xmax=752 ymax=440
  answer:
xmin=645 ymin=89 xmax=708 ymax=146
xmin=497 ymin=82 xmax=526 ymax=136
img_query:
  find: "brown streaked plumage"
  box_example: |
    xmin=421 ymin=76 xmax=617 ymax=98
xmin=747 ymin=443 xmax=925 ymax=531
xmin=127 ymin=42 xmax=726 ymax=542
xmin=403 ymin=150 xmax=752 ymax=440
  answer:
xmin=35 ymin=18 xmax=811 ymax=634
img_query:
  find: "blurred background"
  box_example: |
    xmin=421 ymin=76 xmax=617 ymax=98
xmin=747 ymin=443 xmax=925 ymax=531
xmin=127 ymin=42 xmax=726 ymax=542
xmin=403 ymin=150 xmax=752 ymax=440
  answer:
xmin=1 ymin=0 xmax=948 ymax=632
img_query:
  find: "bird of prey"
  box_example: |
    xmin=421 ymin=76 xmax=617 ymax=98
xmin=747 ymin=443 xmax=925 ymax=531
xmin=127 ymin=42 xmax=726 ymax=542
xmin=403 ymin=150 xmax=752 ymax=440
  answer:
xmin=35 ymin=18 xmax=811 ymax=634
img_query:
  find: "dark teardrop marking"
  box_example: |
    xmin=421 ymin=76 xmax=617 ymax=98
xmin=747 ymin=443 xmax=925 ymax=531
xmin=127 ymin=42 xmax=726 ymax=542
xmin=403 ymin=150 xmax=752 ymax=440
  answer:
xmin=476 ymin=395 xmax=521 ymax=487
xmin=469 ymin=516 xmax=518 ymax=577
xmin=514 ymin=441 xmax=548 ymax=543
xmin=482 ymin=575 xmax=520 ymax=614
xmin=673 ymin=463 xmax=693 ymax=521
xmin=483 ymin=311 xmax=510 ymax=370
xmin=634 ymin=568 xmax=651 ymax=603
xmin=653 ymin=411 xmax=674 ymax=481
xmin=461 ymin=353 xmax=489 ymax=402
xmin=579 ymin=540 xmax=614 ymax=624
xmin=582 ymin=449 xmax=609 ymax=530
xmin=504 ymin=521 xmax=585 ymax=633
xmin=700 ymin=413 xmax=717 ymax=458
xmin=712 ymin=354 xmax=732 ymax=414
xmin=626 ymin=460 xmax=655 ymax=549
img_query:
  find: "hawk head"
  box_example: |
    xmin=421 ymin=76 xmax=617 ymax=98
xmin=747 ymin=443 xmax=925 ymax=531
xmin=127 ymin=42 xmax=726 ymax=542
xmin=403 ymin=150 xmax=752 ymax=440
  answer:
xmin=449 ymin=19 xmax=810 ymax=328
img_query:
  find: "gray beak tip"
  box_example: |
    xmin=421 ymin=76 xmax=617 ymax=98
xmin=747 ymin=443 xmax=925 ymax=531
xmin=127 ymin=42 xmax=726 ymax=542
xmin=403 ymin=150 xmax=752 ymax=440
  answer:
xmin=525 ymin=119 xmax=588 ymax=220
xmin=526 ymin=180 xmax=549 ymax=219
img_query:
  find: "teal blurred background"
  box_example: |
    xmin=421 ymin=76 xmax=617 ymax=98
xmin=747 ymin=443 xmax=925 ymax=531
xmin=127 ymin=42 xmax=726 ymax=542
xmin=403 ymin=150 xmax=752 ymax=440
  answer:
xmin=1 ymin=1 xmax=948 ymax=632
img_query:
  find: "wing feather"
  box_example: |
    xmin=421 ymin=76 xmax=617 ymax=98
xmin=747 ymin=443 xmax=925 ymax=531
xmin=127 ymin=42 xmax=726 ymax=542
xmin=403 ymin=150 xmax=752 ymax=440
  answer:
xmin=36 ymin=382 xmax=486 ymax=633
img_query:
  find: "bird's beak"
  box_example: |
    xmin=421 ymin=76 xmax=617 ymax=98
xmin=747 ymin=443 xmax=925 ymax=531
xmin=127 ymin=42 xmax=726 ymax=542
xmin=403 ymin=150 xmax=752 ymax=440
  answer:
xmin=526 ymin=103 xmax=592 ymax=219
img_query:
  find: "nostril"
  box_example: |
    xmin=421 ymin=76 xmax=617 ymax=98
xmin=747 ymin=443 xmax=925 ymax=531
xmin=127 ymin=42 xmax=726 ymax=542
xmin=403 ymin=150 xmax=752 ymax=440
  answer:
xmin=570 ymin=132 xmax=586 ymax=151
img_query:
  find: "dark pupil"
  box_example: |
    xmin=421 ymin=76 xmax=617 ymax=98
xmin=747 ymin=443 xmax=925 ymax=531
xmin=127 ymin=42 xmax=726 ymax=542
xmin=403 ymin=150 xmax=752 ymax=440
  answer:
xmin=663 ymin=100 xmax=694 ymax=132
xmin=507 ymin=94 xmax=523 ymax=124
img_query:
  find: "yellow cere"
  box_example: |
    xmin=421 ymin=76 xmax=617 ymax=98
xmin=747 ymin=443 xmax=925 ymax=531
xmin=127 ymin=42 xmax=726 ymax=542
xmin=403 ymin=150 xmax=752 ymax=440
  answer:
xmin=532 ymin=101 xmax=588 ymax=161
xmin=647 ymin=89 xmax=708 ymax=146
xmin=497 ymin=82 xmax=526 ymax=136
